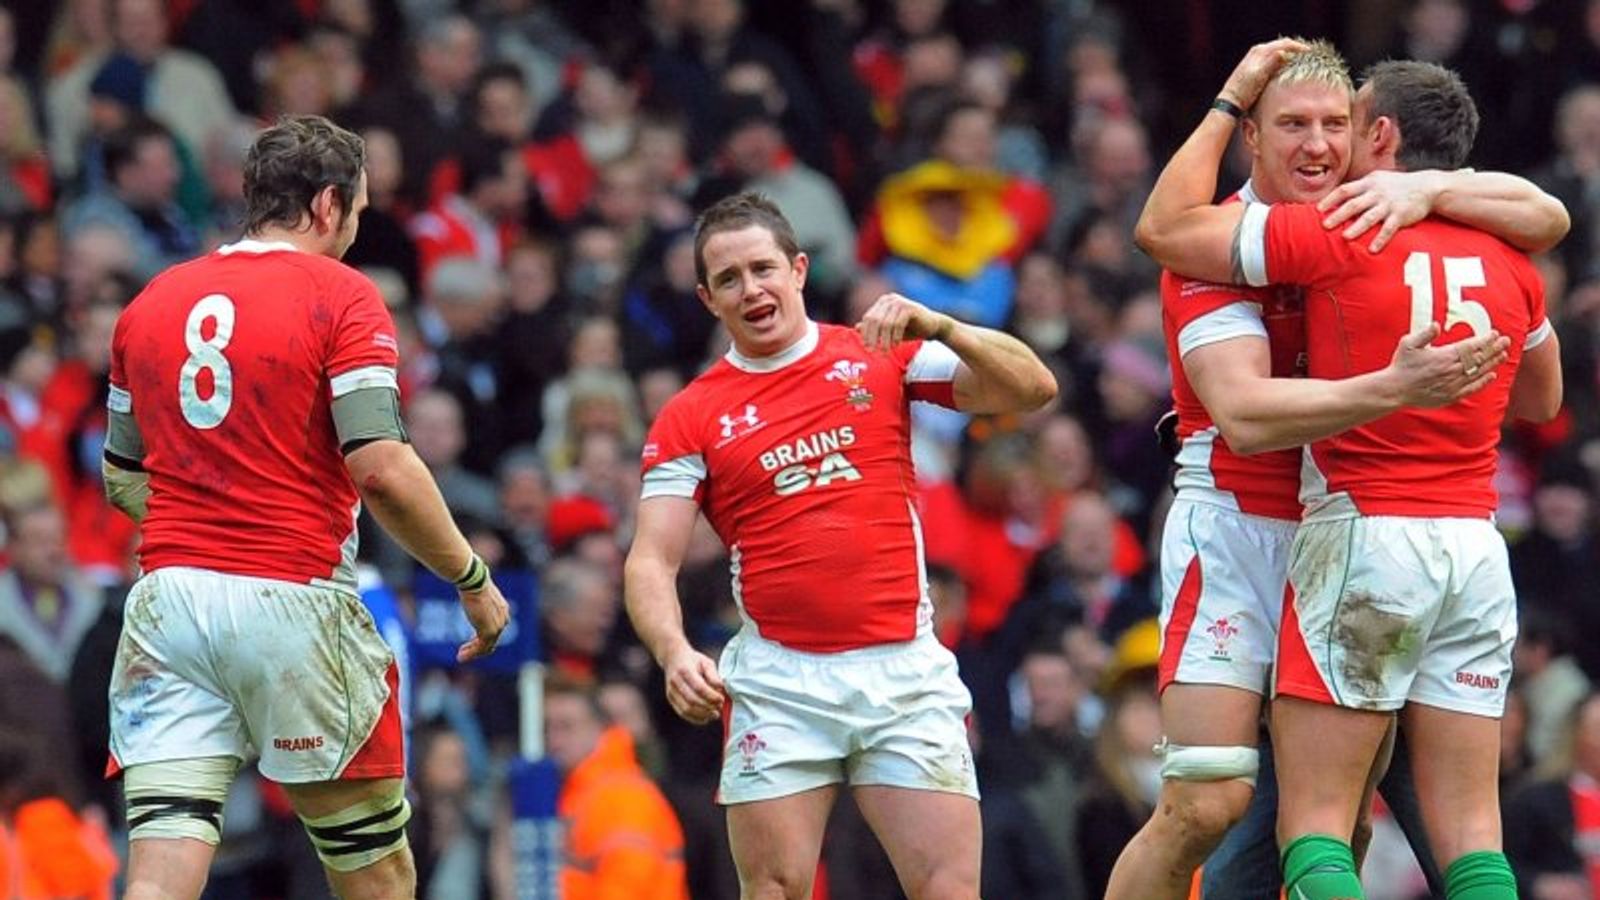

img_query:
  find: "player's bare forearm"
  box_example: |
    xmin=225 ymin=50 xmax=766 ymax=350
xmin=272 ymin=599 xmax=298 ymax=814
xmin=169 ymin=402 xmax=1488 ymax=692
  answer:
xmin=345 ymin=440 xmax=475 ymax=582
xmin=623 ymin=554 xmax=692 ymax=666
xmin=1432 ymin=171 xmax=1570 ymax=253
xmin=624 ymin=495 xmax=701 ymax=666
xmin=1320 ymin=169 xmax=1572 ymax=253
xmin=1191 ymin=327 xmax=1504 ymax=454
xmin=1132 ymin=108 xmax=1242 ymax=281
xmin=944 ymin=317 xmax=1058 ymax=413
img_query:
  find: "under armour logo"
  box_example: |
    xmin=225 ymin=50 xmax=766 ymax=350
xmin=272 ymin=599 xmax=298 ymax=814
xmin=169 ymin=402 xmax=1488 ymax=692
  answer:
xmin=719 ymin=404 xmax=761 ymax=439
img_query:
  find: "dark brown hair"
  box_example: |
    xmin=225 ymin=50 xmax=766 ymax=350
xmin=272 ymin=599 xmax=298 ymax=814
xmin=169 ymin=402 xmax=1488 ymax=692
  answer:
xmin=242 ymin=114 xmax=365 ymax=235
xmin=692 ymin=191 xmax=800 ymax=287
xmin=1363 ymin=60 xmax=1479 ymax=171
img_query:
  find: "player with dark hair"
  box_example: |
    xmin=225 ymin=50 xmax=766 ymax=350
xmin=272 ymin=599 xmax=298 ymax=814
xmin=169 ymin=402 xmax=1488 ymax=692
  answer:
xmin=103 ymin=114 xmax=508 ymax=900
xmin=626 ymin=191 xmax=1056 ymax=900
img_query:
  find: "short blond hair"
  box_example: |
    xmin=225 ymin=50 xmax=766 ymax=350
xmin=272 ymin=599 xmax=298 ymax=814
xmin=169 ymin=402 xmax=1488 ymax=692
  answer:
xmin=1252 ymin=37 xmax=1352 ymax=118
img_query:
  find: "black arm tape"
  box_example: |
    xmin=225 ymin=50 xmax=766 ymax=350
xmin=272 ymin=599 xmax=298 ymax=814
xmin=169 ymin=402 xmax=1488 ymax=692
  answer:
xmin=105 ymin=449 xmax=146 ymax=473
xmin=454 ymin=554 xmax=489 ymax=592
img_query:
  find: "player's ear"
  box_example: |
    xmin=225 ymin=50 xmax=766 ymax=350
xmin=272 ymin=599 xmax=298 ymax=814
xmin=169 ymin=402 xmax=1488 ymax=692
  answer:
xmin=790 ymin=251 xmax=808 ymax=291
xmin=1240 ymin=116 xmax=1260 ymax=155
xmin=695 ymin=282 xmax=714 ymax=313
xmin=1370 ymin=115 xmax=1398 ymax=161
xmin=311 ymin=185 xmax=339 ymax=234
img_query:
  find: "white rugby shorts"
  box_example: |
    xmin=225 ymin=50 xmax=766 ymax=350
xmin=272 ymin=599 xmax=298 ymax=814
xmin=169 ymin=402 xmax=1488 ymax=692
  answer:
xmin=716 ymin=628 xmax=978 ymax=805
xmin=1157 ymin=497 xmax=1296 ymax=696
xmin=1277 ymin=516 xmax=1516 ymax=717
xmin=108 ymin=567 xmax=404 ymax=783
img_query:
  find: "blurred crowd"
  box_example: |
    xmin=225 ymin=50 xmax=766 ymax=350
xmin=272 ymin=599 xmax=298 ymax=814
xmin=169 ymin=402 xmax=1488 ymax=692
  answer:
xmin=1 ymin=0 xmax=1599 ymax=898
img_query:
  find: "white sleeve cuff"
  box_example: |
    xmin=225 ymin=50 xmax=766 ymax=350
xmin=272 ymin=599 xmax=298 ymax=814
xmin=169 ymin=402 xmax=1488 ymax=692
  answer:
xmin=641 ymin=454 xmax=706 ymax=500
xmin=1524 ymin=318 xmax=1553 ymax=351
xmin=1177 ymin=302 xmax=1269 ymax=357
xmin=1238 ymin=203 xmax=1271 ymax=287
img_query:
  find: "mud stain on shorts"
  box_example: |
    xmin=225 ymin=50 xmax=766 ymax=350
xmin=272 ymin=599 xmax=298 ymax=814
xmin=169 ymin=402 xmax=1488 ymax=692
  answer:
xmin=1332 ymin=591 xmax=1420 ymax=704
xmin=1291 ymin=523 xmax=1347 ymax=604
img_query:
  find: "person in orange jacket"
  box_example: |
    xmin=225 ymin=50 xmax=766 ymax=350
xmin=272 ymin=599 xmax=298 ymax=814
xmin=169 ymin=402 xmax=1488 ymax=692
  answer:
xmin=545 ymin=678 xmax=690 ymax=900
xmin=0 ymin=734 xmax=117 ymax=899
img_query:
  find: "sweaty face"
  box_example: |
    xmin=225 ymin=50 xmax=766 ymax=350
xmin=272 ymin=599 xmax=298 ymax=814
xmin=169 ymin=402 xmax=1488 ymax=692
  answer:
xmin=1244 ymin=79 xmax=1351 ymax=204
xmin=696 ymin=225 xmax=808 ymax=358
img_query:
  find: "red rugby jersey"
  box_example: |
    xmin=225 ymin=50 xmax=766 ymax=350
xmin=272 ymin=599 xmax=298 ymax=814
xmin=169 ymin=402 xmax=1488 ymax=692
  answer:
xmin=1237 ymin=203 xmax=1548 ymax=520
xmin=109 ymin=240 xmax=400 ymax=591
xmin=1162 ymin=184 xmax=1307 ymax=521
xmin=639 ymin=322 xmax=960 ymax=652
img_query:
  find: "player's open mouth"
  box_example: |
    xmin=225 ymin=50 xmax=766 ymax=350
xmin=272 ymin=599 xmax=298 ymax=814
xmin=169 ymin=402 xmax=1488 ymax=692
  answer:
xmin=1296 ymin=165 xmax=1332 ymax=179
xmin=743 ymin=305 xmax=778 ymax=324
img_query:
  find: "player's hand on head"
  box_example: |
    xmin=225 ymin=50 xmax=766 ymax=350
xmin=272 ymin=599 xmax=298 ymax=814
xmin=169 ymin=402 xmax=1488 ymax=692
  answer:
xmin=1389 ymin=324 xmax=1510 ymax=407
xmin=1219 ymin=37 xmax=1308 ymax=110
xmin=856 ymin=292 xmax=951 ymax=352
xmin=1318 ymin=171 xmax=1436 ymax=253
xmin=456 ymin=578 xmax=510 ymax=662
xmin=662 ymin=645 xmax=726 ymax=725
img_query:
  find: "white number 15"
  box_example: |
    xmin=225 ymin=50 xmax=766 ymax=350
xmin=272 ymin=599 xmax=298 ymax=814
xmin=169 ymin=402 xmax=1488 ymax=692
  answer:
xmin=1403 ymin=251 xmax=1491 ymax=339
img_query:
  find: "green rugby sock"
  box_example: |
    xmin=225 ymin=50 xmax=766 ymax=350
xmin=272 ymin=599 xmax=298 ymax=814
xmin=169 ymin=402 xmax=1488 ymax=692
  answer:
xmin=1282 ymin=834 xmax=1365 ymax=900
xmin=1443 ymin=850 xmax=1518 ymax=900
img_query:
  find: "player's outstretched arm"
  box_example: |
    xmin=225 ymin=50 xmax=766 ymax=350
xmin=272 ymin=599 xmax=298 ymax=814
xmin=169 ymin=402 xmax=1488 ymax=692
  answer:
xmin=1188 ymin=324 xmax=1509 ymax=455
xmin=1133 ymin=38 xmax=1305 ymax=282
xmin=625 ymin=495 xmax=725 ymax=725
xmin=856 ymin=292 xmax=1057 ymax=414
xmin=345 ymin=439 xmax=508 ymax=659
xmin=1318 ymin=169 xmax=1572 ymax=253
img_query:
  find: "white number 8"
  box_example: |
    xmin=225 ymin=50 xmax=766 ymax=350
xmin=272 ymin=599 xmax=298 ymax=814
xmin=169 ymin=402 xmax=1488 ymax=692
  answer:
xmin=178 ymin=294 xmax=235 ymax=429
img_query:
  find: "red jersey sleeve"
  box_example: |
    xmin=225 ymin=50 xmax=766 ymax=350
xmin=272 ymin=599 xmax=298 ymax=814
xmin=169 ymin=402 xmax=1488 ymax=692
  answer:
xmin=639 ymin=394 xmax=707 ymax=503
xmin=1237 ymin=202 xmax=1352 ymax=288
xmin=893 ymin=338 xmax=961 ymax=408
xmin=324 ymin=273 xmax=400 ymax=398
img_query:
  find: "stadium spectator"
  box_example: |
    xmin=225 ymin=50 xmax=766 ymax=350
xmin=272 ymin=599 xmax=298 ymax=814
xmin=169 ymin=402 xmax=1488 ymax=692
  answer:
xmin=63 ymin=117 xmax=198 ymax=283
xmin=0 ymin=76 xmax=50 ymax=216
xmin=701 ymin=89 xmax=857 ymax=301
xmin=1503 ymin=691 xmax=1600 ymax=899
xmin=357 ymin=13 xmax=483 ymax=207
xmin=342 ymin=125 xmax=420 ymax=296
xmin=542 ymin=555 xmax=620 ymax=683
xmin=546 ymin=677 xmax=690 ymax=900
xmin=45 ymin=0 xmax=236 ymax=182
xmin=1075 ymin=621 xmax=1162 ymax=898
xmin=101 ymin=115 xmax=508 ymax=899
xmin=470 ymin=62 xmax=594 ymax=226
xmin=1514 ymin=612 xmax=1593 ymax=766
xmin=409 ymin=135 xmax=528 ymax=280
xmin=0 ymin=501 xmax=105 ymax=683
xmin=1511 ymin=451 xmax=1600 ymax=680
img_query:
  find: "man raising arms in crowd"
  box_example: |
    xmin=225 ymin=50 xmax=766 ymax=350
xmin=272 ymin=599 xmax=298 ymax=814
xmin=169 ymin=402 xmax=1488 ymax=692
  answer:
xmin=1137 ymin=43 xmax=1563 ymax=900
xmin=624 ymin=191 xmax=1056 ymax=900
xmin=103 ymin=115 xmax=509 ymax=900
xmin=1108 ymin=38 xmax=1568 ymax=900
